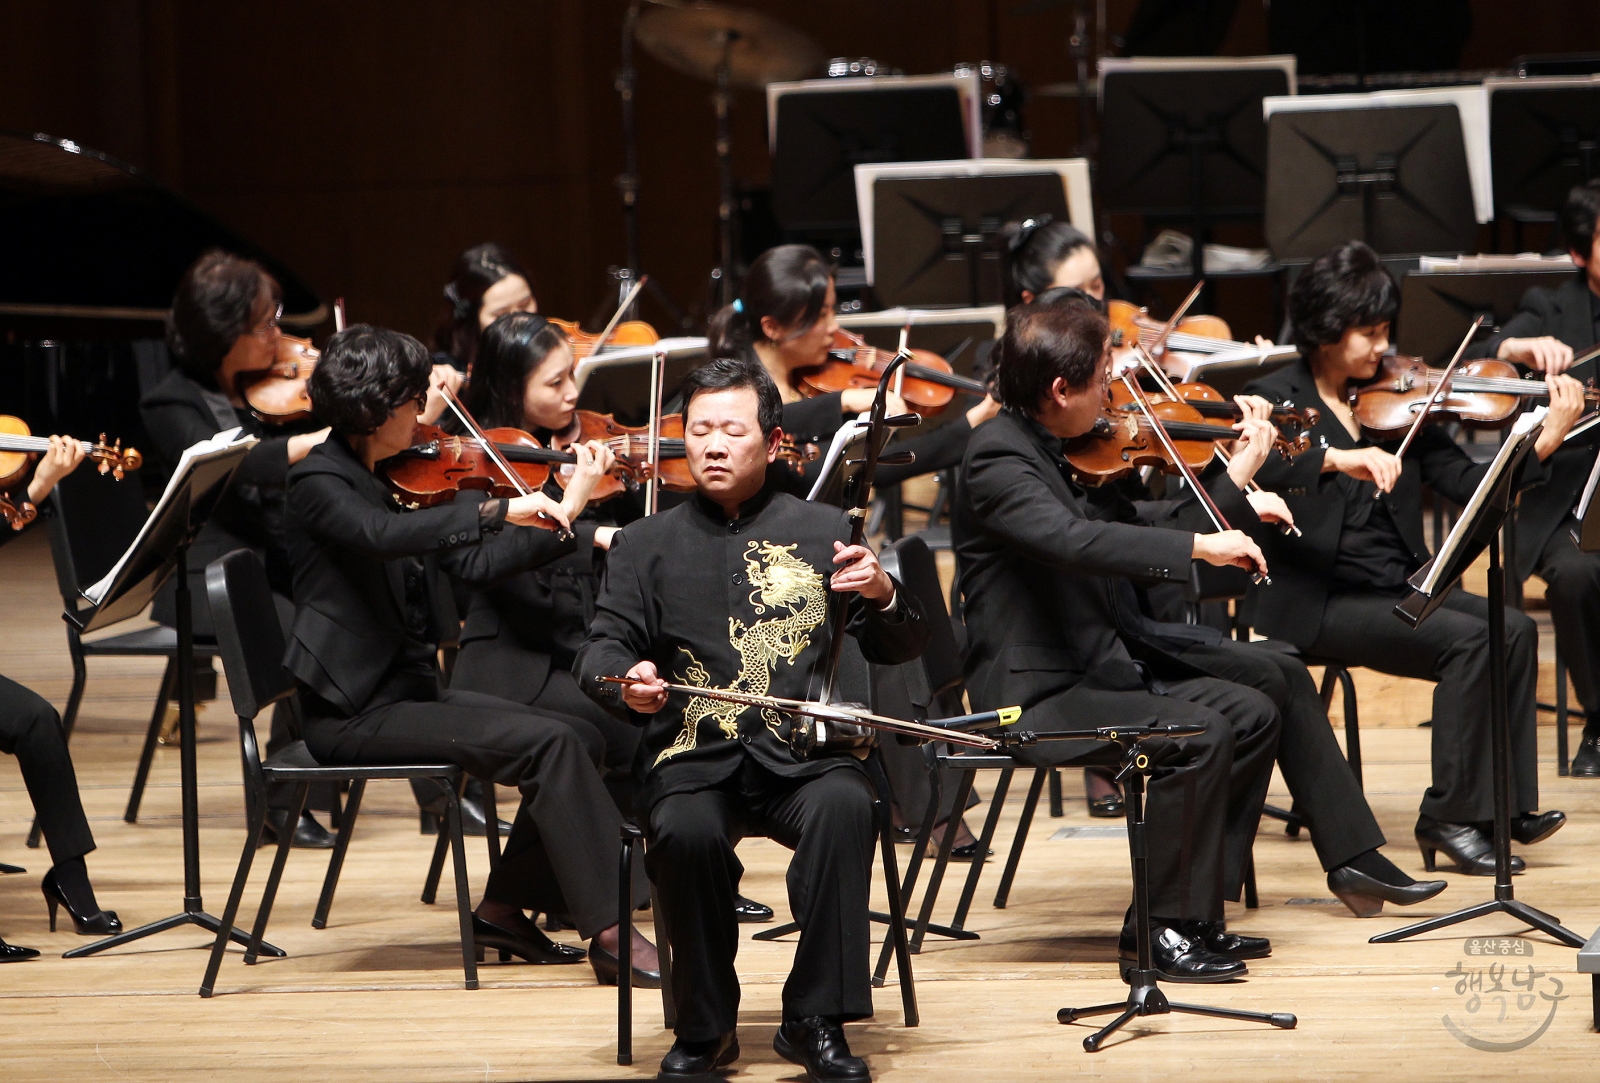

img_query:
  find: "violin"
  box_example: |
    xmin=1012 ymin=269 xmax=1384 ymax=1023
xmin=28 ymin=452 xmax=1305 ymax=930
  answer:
xmin=0 ymin=416 xmax=142 ymax=530
xmin=547 ymin=317 xmax=660 ymax=361
xmin=238 ymin=333 xmax=319 ymax=424
xmin=792 ymin=329 xmax=989 ymax=417
xmin=1351 ymin=353 xmax=1600 ymax=439
xmin=1107 ymin=299 xmax=1237 ymax=360
xmin=1129 ymin=381 xmax=1318 ymax=450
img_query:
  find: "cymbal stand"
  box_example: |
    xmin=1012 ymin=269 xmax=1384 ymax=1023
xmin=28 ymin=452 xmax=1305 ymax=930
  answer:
xmin=1057 ymin=731 xmax=1296 ymax=1052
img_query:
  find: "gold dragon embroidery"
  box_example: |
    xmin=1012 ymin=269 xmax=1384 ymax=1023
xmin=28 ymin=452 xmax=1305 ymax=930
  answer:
xmin=654 ymin=540 xmax=828 ymax=766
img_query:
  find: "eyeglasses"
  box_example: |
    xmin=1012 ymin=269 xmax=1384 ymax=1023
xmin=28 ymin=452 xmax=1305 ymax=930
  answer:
xmin=249 ymin=303 xmax=284 ymax=338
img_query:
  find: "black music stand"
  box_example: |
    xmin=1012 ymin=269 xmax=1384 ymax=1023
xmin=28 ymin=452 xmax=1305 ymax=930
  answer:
xmin=1398 ymin=269 xmax=1575 ymax=366
xmin=574 ymin=341 xmax=707 ymax=427
xmin=1372 ymin=413 xmax=1585 ymax=949
xmin=63 ymin=435 xmax=280 ymax=960
xmin=803 ymin=412 xmax=917 ymax=509
xmin=1099 ymin=63 xmax=1290 ymax=283
xmin=1489 ymin=80 xmax=1600 ymax=247
xmin=1057 ymin=724 xmax=1296 ymax=1052
xmin=1265 ymin=104 xmax=1478 ymax=260
xmin=870 ymin=172 xmax=1070 ymax=308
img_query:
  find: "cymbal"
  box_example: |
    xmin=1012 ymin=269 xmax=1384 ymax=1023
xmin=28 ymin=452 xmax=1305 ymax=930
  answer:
xmin=635 ymin=1 xmax=827 ymax=90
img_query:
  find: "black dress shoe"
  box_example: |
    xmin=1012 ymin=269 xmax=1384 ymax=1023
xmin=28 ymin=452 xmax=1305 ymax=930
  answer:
xmin=1117 ymin=923 xmax=1247 ymax=983
xmin=588 ymin=940 xmax=663 ymax=989
xmin=891 ymin=825 xmax=918 ymax=844
xmin=40 ymin=869 xmax=121 ymax=936
xmin=419 ymin=797 xmax=511 ymax=838
xmin=734 ymin=894 xmax=774 ymax=923
xmin=0 ymin=936 xmax=40 ymax=962
xmin=1327 ymin=865 xmax=1447 ymax=918
xmin=470 ymin=914 xmax=586 ymax=965
xmin=948 ymin=840 xmax=993 ymax=862
xmin=1508 ymin=810 xmax=1566 ymax=846
xmin=1571 ymin=735 xmax=1600 ymax=778
xmin=657 ymin=1031 xmax=739 ymax=1081
xmin=1416 ymin=816 xmax=1524 ymax=876
xmin=1173 ymin=919 xmax=1271 ymax=959
xmin=1087 ymin=792 xmax=1126 ymax=818
xmin=261 ymin=809 xmax=336 ymax=849
xmin=774 ymin=1016 xmax=870 ymax=1082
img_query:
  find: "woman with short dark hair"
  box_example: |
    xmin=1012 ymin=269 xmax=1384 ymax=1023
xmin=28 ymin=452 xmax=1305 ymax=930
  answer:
xmin=1245 ymin=241 xmax=1586 ymax=874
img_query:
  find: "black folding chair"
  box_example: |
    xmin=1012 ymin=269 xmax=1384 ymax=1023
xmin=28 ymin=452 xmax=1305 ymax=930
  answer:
xmin=198 ymin=549 xmax=480 ymax=996
xmin=28 ymin=467 xmax=221 ymax=846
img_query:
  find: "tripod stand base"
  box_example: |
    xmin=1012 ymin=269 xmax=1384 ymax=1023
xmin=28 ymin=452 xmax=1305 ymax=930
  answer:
xmin=64 ymin=907 xmax=283 ymax=960
xmin=1369 ymin=896 xmax=1585 ymax=947
xmin=1059 ymin=969 xmax=1296 ymax=1052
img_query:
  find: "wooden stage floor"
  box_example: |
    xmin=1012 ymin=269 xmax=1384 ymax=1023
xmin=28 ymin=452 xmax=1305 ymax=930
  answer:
xmin=1 ymin=524 xmax=1597 ymax=1082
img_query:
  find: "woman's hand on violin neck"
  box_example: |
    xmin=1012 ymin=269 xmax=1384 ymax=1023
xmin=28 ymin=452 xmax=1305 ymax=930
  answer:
xmin=25 ymin=434 xmax=86 ymax=504
xmin=1245 ymin=489 xmax=1295 ymax=530
xmin=287 ymin=427 xmax=331 ymax=466
xmin=1192 ymin=529 xmax=1268 ymax=578
xmin=420 ymin=364 xmax=465 ymax=425
xmin=506 ymin=491 xmax=571 ymax=531
xmin=1499 ymin=336 xmax=1574 ymax=374
xmin=1323 ymin=446 xmax=1401 ymax=493
xmin=560 ymin=439 xmax=615 ymax=519
xmin=1224 ymin=413 xmax=1278 ymax=489
xmin=1534 ymin=373 xmax=1587 ymax=461
xmin=840 ymin=388 xmax=907 ymax=417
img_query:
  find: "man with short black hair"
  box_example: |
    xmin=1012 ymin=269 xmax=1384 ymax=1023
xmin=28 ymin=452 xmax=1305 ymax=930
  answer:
xmin=578 ymin=356 xmax=928 ymax=1083
xmin=1470 ymin=180 xmax=1600 ymax=776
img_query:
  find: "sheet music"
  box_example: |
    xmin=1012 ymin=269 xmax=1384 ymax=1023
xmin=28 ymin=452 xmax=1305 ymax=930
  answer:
xmin=807 ymin=417 xmax=871 ymax=504
xmin=83 ymin=428 xmax=259 ymax=605
xmin=1414 ymin=408 xmax=1544 ymax=598
xmin=1576 ymin=445 xmax=1600 ymax=524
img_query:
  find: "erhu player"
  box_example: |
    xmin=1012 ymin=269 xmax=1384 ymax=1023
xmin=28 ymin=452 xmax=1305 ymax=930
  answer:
xmin=577 ymin=356 xmax=929 ymax=1083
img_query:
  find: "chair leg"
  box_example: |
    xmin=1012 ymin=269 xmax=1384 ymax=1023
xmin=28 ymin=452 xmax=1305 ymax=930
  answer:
xmin=994 ymin=768 xmax=1045 ymax=910
xmin=910 ymin=770 xmax=975 ymax=954
xmin=864 ymin=755 xmax=918 ymax=1027
xmin=874 ymin=748 xmax=941 ymax=985
xmin=445 ymin=792 xmax=479 ymax=990
xmin=1338 ymin=667 xmax=1362 ymax=789
xmin=951 ymin=768 xmax=1011 ymax=931
xmin=245 ymin=783 xmax=306 ymax=965
xmin=199 ymin=796 xmax=271 ymax=996
xmin=1047 ymin=767 xmax=1064 ymax=817
xmin=650 ymin=884 xmax=675 ymax=1029
xmin=421 ymin=779 xmax=454 ymax=904
xmin=480 ymin=778 xmax=502 ymax=870
xmin=313 ymin=780 xmax=364 ymax=929
xmin=1556 ymin=654 xmax=1570 ymax=777
xmin=125 ymin=658 xmax=176 ymax=824
xmin=1243 ymin=848 xmax=1259 ymax=910
xmin=618 ymin=828 xmax=635 ymax=1066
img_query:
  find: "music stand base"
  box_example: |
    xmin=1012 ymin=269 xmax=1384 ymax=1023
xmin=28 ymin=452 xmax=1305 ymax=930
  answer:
xmin=64 ymin=906 xmax=281 ymax=960
xmin=1059 ymin=968 xmax=1296 ymax=1053
xmin=1368 ymin=896 xmax=1585 ymax=947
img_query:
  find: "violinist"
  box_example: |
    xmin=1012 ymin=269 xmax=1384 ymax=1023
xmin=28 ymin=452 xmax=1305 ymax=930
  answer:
xmin=1243 ymin=241 xmax=1583 ymax=874
xmin=284 ymin=324 xmax=658 ymax=984
xmin=0 ymin=436 xmax=122 ymax=960
xmin=999 ymin=216 xmax=1105 ymax=307
xmin=1467 ymin=180 xmax=1600 ymax=777
xmin=705 ymin=244 xmax=1001 ymax=496
xmin=576 ymin=357 xmax=928 ymax=1083
xmin=433 ymin=242 xmax=538 ymax=373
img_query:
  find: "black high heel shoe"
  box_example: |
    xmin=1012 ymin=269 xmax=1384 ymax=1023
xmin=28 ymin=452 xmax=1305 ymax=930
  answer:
xmin=41 ymin=869 xmax=120 ymax=935
xmin=0 ymin=936 xmax=40 ymax=962
xmin=1415 ymin=816 xmax=1524 ymax=877
xmin=471 ymin=914 xmax=586 ymax=964
xmin=588 ymin=940 xmax=663 ymax=989
xmin=1327 ymin=866 xmax=1448 ymax=917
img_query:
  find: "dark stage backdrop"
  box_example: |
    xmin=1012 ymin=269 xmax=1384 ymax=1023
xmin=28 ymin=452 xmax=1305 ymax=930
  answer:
xmin=2 ymin=1 xmax=1597 ymax=345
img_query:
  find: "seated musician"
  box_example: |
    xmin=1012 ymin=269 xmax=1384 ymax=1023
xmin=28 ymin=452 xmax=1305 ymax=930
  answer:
xmin=433 ymin=242 xmax=538 ymax=373
xmin=1 ymin=437 xmax=121 ymax=960
xmin=999 ymin=216 xmax=1105 ymax=306
xmin=1467 ymin=180 xmax=1600 ymax=777
xmin=285 ymin=324 xmax=657 ymax=984
xmin=576 ymin=356 xmax=928 ymax=1083
xmin=1244 ymin=240 xmax=1582 ymax=875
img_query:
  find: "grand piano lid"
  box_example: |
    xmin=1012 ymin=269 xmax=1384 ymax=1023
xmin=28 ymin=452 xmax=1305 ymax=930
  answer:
xmin=0 ymin=130 xmax=324 ymax=327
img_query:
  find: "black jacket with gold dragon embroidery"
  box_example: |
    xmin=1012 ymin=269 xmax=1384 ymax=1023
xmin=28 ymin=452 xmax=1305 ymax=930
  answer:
xmin=577 ymin=485 xmax=929 ymax=811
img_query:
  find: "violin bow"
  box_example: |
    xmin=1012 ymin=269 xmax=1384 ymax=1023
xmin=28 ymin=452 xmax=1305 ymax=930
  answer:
xmin=1133 ymin=348 xmax=1301 ymax=538
xmin=1143 ymin=280 xmax=1205 ymax=363
xmin=1380 ymin=316 xmax=1484 ymax=498
xmin=439 ymin=385 xmax=573 ymax=538
xmin=588 ymin=274 xmax=649 ymax=357
xmin=1119 ymin=370 xmax=1270 ymax=585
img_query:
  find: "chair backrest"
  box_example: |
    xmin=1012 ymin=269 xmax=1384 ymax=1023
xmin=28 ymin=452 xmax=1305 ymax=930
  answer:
xmin=205 ymin=548 xmax=297 ymax=722
xmin=45 ymin=466 xmax=153 ymax=616
xmin=880 ymin=534 xmax=966 ymax=716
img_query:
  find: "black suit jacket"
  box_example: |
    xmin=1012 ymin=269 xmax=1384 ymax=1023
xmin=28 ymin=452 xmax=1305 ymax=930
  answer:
xmin=1471 ymin=276 xmax=1600 ymax=580
xmin=1241 ymin=360 xmax=1548 ymax=645
xmin=283 ymin=435 xmax=578 ymax=716
xmin=954 ymin=409 xmax=1257 ymax=717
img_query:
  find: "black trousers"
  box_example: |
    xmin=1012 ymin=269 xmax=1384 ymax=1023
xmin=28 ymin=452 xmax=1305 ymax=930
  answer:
xmin=1179 ymin=640 xmax=1385 ymax=871
xmin=303 ymin=688 xmax=644 ymax=937
xmin=1017 ymin=676 xmax=1279 ymax=920
xmin=647 ymin=757 xmax=876 ymax=1042
xmin=0 ymin=675 xmax=95 ymax=865
xmin=1309 ymin=589 xmax=1539 ymax=823
xmin=1537 ymin=529 xmax=1600 ymax=732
